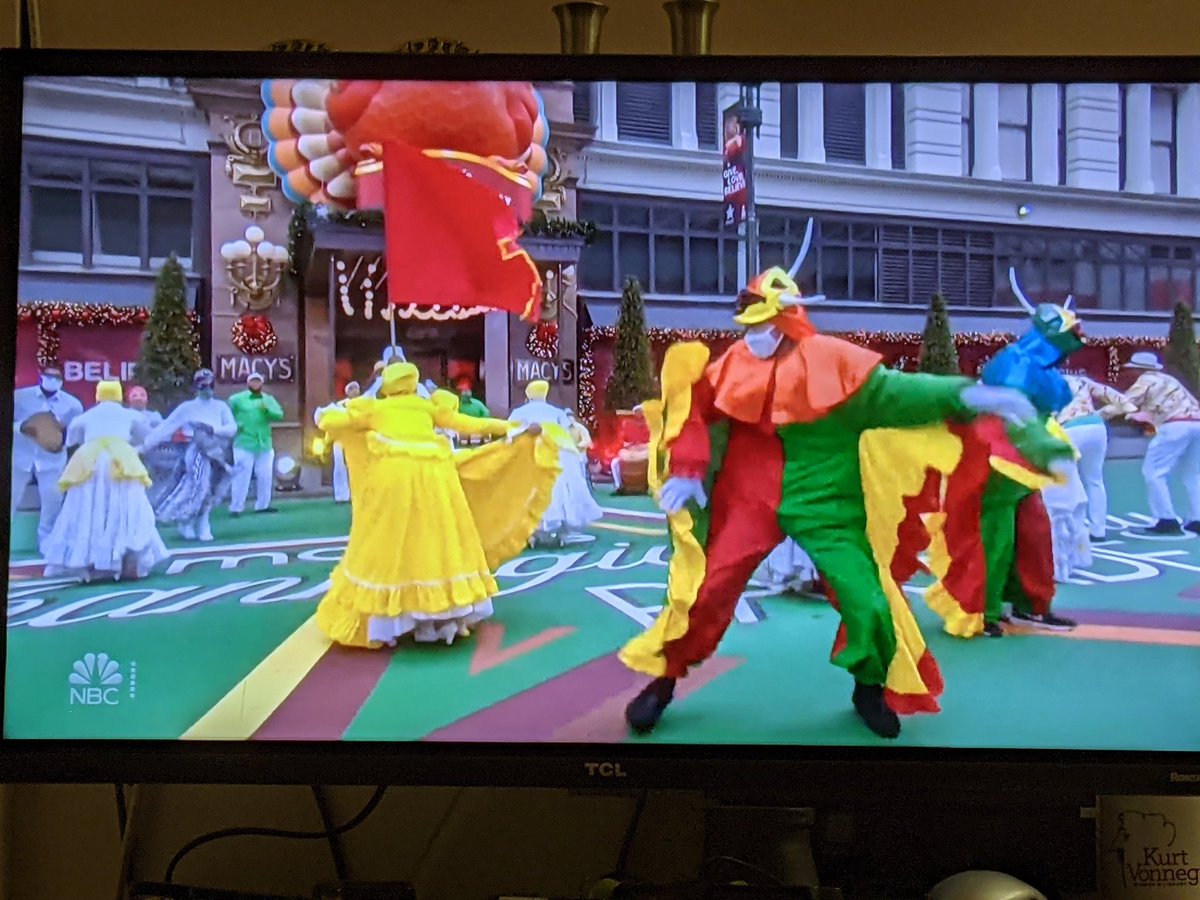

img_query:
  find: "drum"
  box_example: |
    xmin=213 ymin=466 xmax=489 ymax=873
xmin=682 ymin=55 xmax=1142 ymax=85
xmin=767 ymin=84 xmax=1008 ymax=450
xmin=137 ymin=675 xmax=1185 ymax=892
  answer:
xmin=19 ymin=411 xmax=65 ymax=453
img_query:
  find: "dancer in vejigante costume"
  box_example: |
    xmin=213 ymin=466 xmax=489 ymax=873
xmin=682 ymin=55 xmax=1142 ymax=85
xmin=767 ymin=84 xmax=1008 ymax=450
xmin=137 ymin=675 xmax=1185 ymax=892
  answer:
xmin=314 ymin=362 xmax=565 ymax=648
xmin=41 ymin=380 xmax=169 ymax=581
xmin=620 ymin=250 xmax=1037 ymax=738
xmin=906 ymin=270 xmax=1081 ymax=638
xmin=141 ymin=369 xmax=237 ymax=543
xmin=509 ymin=380 xmax=603 ymax=547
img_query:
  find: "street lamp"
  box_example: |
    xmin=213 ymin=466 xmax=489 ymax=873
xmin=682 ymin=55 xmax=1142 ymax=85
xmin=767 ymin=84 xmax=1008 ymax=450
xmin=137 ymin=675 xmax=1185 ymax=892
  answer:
xmin=736 ymin=83 xmax=763 ymax=278
xmin=220 ymin=225 xmax=290 ymax=311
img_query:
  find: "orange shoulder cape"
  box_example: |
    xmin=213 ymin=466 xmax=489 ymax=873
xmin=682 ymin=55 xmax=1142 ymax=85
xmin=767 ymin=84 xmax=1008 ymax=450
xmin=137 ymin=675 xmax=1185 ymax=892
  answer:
xmin=706 ymin=333 xmax=883 ymax=425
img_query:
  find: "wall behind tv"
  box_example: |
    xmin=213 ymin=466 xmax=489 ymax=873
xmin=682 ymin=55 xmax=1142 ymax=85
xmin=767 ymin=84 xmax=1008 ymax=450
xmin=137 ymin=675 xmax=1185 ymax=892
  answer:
xmin=1 ymin=0 xmax=1195 ymax=897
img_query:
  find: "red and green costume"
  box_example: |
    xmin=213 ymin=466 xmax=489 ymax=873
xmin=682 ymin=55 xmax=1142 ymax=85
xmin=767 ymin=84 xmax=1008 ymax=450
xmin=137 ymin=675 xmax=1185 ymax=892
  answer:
xmin=620 ymin=302 xmax=984 ymax=736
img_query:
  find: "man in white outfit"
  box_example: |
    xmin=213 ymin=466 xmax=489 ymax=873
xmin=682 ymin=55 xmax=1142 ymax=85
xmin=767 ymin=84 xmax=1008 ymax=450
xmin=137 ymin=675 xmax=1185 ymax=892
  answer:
xmin=1108 ymin=351 xmax=1200 ymax=536
xmin=1057 ymin=372 xmax=1131 ymax=541
xmin=227 ymin=371 xmax=285 ymax=517
xmin=10 ymin=364 xmax=83 ymax=548
xmin=314 ymin=381 xmax=361 ymax=503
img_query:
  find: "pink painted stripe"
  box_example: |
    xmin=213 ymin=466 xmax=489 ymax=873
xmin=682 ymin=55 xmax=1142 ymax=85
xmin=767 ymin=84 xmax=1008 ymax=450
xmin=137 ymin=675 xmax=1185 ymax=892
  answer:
xmin=252 ymin=645 xmax=392 ymax=741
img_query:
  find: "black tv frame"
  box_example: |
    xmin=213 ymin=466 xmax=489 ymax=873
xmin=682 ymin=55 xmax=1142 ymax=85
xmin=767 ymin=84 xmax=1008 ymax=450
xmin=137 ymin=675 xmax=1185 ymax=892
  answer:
xmin=1 ymin=50 xmax=1198 ymax=794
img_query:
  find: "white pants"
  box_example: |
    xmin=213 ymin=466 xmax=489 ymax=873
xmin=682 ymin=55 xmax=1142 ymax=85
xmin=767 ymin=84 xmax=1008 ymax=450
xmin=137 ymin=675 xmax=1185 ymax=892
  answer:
xmin=230 ymin=447 xmax=275 ymax=513
xmin=332 ymin=444 xmax=350 ymax=503
xmin=1066 ymin=422 xmax=1109 ymax=537
xmin=610 ymin=458 xmax=623 ymax=490
xmin=1141 ymin=420 xmax=1200 ymax=523
xmin=11 ymin=463 xmax=65 ymax=548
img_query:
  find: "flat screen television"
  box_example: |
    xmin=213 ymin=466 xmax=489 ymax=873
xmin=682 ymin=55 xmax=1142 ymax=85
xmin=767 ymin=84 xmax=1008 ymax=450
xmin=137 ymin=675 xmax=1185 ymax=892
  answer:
xmin=1 ymin=50 xmax=1198 ymax=797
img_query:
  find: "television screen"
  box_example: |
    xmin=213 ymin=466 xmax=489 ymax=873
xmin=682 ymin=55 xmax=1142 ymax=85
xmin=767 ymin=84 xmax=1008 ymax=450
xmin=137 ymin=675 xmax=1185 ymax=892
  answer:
xmin=5 ymin=67 xmax=1200 ymax=760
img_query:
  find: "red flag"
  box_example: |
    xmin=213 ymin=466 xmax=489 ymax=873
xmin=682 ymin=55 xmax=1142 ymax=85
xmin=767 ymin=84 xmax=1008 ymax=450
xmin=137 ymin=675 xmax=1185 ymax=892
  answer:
xmin=382 ymin=141 xmax=541 ymax=320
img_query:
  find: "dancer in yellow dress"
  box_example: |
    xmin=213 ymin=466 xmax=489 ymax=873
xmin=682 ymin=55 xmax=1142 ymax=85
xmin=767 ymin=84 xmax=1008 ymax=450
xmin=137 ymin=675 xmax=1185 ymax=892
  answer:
xmin=315 ymin=362 xmax=565 ymax=648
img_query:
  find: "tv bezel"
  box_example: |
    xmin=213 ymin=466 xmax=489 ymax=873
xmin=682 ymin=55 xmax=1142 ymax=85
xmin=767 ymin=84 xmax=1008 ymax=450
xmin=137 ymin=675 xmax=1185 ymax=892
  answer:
xmin=1 ymin=49 xmax=1198 ymax=792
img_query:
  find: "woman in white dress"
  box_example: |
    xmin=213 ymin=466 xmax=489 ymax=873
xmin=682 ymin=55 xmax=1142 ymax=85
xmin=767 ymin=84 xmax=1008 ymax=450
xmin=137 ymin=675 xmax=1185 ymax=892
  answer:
xmin=758 ymin=538 xmax=819 ymax=594
xmin=314 ymin=381 xmax=361 ymax=503
xmin=41 ymin=380 xmax=169 ymax=581
xmin=509 ymin=381 xmax=603 ymax=547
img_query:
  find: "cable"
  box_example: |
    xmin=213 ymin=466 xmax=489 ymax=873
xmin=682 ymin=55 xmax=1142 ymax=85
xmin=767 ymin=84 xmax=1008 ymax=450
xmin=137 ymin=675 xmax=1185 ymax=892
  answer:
xmin=700 ymin=855 xmax=786 ymax=886
xmin=409 ymin=787 xmax=466 ymax=886
xmin=163 ymin=786 xmax=387 ymax=885
xmin=310 ymin=786 xmax=350 ymax=882
xmin=613 ymin=790 xmax=650 ymax=880
xmin=114 ymin=784 xmax=128 ymax=840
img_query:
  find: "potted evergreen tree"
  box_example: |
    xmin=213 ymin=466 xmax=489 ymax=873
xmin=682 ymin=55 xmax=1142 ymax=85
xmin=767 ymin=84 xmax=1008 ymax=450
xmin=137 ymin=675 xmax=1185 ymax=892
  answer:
xmin=135 ymin=255 xmax=201 ymax=413
xmin=605 ymin=278 xmax=655 ymax=495
xmin=917 ymin=292 xmax=961 ymax=375
xmin=1165 ymin=301 xmax=1200 ymax=396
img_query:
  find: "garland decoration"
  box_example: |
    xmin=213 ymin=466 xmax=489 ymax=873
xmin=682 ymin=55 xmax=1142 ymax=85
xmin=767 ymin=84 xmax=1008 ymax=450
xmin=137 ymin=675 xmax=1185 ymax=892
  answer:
xmin=298 ymin=204 xmax=596 ymax=246
xmin=18 ymin=303 xmax=200 ymax=368
xmin=231 ymin=313 xmax=279 ymax=355
xmin=524 ymin=218 xmax=597 ymax=243
xmin=577 ymin=325 xmax=1173 ymax=427
xmin=525 ymin=321 xmax=560 ymax=360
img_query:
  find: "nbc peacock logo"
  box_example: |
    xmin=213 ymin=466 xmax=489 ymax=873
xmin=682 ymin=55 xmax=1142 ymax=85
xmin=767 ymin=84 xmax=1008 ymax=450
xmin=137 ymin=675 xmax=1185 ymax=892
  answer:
xmin=68 ymin=652 xmax=126 ymax=707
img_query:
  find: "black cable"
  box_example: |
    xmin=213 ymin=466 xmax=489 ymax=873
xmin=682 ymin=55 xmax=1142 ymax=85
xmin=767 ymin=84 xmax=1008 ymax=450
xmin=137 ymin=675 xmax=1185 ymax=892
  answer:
xmin=163 ymin=786 xmax=386 ymax=885
xmin=700 ymin=855 xmax=786 ymax=886
xmin=310 ymin=785 xmax=350 ymax=882
xmin=114 ymin=784 xmax=128 ymax=840
xmin=612 ymin=790 xmax=651 ymax=880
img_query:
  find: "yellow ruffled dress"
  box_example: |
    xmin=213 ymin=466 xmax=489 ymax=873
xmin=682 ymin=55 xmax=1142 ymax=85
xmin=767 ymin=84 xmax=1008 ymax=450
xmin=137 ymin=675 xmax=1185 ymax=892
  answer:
xmin=314 ymin=363 xmax=564 ymax=648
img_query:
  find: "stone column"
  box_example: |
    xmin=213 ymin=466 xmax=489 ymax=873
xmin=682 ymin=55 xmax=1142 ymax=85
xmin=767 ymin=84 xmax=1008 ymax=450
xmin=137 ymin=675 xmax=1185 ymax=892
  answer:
xmin=1178 ymin=84 xmax=1200 ymax=198
xmin=1030 ymin=83 xmax=1060 ymax=185
xmin=971 ymin=83 xmax=1003 ymax=181
xmin=598 ymin=81 xmax=618 ymax=142
xmin=757 ymin=82 xmax=782 ymax=158
xmin=796 ymin=83 xmax=825 ymax=164
xmin=671 ymin=82 xmax=699 ymax=151
xmin=864 ymin=83 xmax=892 ymax=170
xmin=1064 ymin=83 xmax=1121 ymax=191
xmin=903 ymin=83 xmax=962 ymax=176
xmin=1123 ymin=83 xmax=1155 ymax=194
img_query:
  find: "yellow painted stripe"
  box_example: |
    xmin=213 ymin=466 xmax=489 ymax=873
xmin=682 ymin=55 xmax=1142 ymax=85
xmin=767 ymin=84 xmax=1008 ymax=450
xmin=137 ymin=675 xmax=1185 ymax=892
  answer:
xmin=1008 ymin=623 xmax=1200 ymax=647
xmin=592 ymin=521 xmax=667 ymax=537
xmin=182 ymin=615 xmax=332 ymax=741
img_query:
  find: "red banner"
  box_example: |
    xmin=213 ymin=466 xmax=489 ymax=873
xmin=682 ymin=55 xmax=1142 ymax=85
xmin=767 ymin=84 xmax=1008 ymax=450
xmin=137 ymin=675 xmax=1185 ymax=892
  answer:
xmin=57 ymin=325 xmax=145 ymax=407
xmin=722 ymin=105 xmax=749 ymax=228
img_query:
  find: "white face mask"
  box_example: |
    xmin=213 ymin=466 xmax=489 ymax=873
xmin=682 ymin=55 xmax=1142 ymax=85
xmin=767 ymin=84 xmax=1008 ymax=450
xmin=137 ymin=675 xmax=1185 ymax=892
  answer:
xmin=743 ymin=326 xmax=783 ymax=359
xmin=40 ymin=376 xmax=62 ymax=394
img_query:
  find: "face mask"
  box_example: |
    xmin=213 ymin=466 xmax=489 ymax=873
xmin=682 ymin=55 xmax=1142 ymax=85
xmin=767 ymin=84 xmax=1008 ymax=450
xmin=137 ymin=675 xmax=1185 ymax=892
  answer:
xmin=743 ymin=326 xmax=783 ymax=360
xmin=197 ymin=388 xmax=214 ymax=400
xmin=40 ymin=376 xmax=62 ymax=394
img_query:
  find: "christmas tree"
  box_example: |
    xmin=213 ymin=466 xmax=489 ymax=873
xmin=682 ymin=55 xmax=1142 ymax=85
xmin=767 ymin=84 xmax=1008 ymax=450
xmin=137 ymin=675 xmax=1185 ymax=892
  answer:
xmin=918 ymin=292 xmax=961 ymax=375
xmin=605 ymin=277 xmax=655 ymax=411
xmin=135 ymin=255 xmax=201 ymax=413
xmin=1166 ymin=301 xmax=1200 ymax=395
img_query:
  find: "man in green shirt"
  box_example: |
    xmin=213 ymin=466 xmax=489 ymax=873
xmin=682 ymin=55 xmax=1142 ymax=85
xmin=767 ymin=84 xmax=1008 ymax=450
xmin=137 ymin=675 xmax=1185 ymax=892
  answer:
xmin=456 ymin=380 xmax=491 ymax=418
xmin=228 ymin=371 xmax=285 ymax=516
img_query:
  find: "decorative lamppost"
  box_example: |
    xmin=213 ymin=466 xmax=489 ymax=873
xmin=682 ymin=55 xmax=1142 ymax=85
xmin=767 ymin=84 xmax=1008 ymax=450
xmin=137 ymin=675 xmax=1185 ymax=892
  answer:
xmin=220 ymin=225 xmax=290 ymax=311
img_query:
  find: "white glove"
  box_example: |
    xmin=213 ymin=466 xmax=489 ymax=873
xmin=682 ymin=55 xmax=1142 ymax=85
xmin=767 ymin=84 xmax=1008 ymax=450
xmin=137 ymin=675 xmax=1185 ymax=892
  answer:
xmin=959 ymin=384 xmax=1037 ymax=426
xmin=1047 ymin=458 xmax=1074 ymax=483
xmin=658 ymin=477 xmax=707 ymax=515
xmin=505 ymin=425 xmax=527 ymax=444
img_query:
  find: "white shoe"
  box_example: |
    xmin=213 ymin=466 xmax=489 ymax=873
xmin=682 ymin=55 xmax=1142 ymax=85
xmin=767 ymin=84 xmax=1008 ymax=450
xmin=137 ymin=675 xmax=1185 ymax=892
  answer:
xmin=178 ymin=522 xmax=197 ymax=540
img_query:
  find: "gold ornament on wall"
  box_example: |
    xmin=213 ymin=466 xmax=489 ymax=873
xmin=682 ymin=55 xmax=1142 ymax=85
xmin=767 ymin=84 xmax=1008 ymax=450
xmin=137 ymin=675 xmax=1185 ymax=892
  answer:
xmin=553 ymin=0 xmax=608 ymax=54
xmin=220 ymin=225 xmax=290 ymax=312
xmin=395 ymin=38 xmax=479 ymax=54
xmin=663 ymin=0 xmax=719 ymax=55
xmin=534 ymin=146 xmax=571 ymax=215
xmin=223 ymin=116 xmax=278 ymax=219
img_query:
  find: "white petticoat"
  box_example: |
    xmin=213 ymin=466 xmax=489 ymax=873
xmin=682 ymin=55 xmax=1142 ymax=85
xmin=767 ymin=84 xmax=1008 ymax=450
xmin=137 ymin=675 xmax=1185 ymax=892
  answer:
xmin=367 ymin=599 xmax=495 ymax=646
xmin=41 ymin=452 xmax=170 ymax=580
xmin=538 ymin=449 xmax=604 ymax=535
xmin=1041 ymin=460 xmax=1092 ymax=582
xmin=758 ymin=538 xmax=818 ymax=593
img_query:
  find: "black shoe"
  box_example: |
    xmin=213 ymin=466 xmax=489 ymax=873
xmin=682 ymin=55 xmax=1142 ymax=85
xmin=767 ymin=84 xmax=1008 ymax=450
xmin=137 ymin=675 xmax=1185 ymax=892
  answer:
xmin=1011 ymin=610 xmax=1077 ymax=631
xmin=1137 ymin=518 xmax=1184 ymax=535
xmin=852 ymin=682 xmax=900 ymax=739
xmin=257 ymin=507 xmax=279 ymax=514
xmin=1185 ymin=521 xmax=1200 ymax=535
xmin=626 ymin=677 xmax=676 ymax=735
xmin=982 ymin=621 xmax=1005 ymax=638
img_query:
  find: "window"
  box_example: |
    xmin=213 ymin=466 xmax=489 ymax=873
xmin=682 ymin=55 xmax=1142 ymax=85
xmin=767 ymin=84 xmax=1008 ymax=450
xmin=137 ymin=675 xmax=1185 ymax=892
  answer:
xmin=572 ymin=82 xmax=594 ymax=125
xmin=961 ymin=85 xmax=975 ymax=176
xmin=1151 ymin=86 xmax=1178 ymax=194
xmin=891 ymin=84 xmax=906 ymax=170
xmin=616 ymin=83 xmax=672 ymax=144
xmin=998 ymin=84 xmax=1031 ymax=181
xmin=823 ymin=83 xmax=866 ymax=164
xmin=780 ymin=83 xmax=799 ymax=159
xmin=23 ymin=143 xmax=203 ymax=271
xmin=696 ymin=82 xmax=719 ymax=149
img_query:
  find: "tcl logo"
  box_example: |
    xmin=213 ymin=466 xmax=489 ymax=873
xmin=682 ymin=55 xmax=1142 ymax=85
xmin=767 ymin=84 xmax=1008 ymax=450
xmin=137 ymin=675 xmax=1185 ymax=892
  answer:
xmin=584 ymin=762 xmax=628 ymax=778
